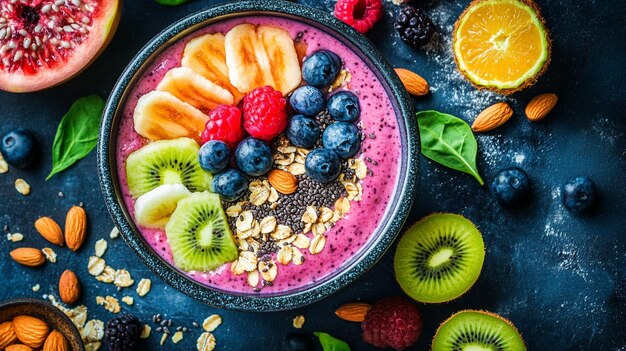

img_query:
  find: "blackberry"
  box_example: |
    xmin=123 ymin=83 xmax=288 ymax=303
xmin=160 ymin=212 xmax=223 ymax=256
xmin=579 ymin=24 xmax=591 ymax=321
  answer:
xmin=105 ymin=314 xmax=141 ymax=351
xmin=394 ymin=7 xmax=435 ymax=48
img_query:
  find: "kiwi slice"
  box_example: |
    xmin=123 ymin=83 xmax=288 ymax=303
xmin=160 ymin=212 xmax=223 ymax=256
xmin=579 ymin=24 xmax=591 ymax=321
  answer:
xmin=165 ymin=191 xmax=238 ymax=272
xmin=394 ymin=213 xmax=485 ymax=303
xmin=126 ymin=137 xmax=211 ymax=197
xmin=432 ymin=310 xmax=527 ymax=351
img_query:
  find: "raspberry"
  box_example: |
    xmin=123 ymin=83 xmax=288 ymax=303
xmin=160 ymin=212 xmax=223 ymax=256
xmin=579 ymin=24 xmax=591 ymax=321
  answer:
xmin=361 ymin=296 xmax=423 ymax=350
xmin=334 ymin=0 xmax=383 ymax=34
xmin=243 ymin=86 xmax=287 ymax=141
xmin=395 ymin=6 xmax=435 ymax=48
xmin=201 ymin=104 xmax=244 ymax=149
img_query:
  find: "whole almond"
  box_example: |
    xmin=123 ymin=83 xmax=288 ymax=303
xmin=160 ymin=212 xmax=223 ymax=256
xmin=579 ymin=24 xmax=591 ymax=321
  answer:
xmin=65 ymin=206 xmax=87 ymax=251
xmin=35 ymin=217 xmax=64 ymax=247
xmin=59 ymin=270 xmax=81 ymax=305
xmin=472 ymin=102 xmax=514 ymax=132
xmin=525 ymin=93 xmax=558 ymax=122
xmin=12 ymin=315 xmax=49 ymax=348
xmin=395 ymin=68 xmax=429 ymax=96
xmin=335 ymin=302 xmax=372 ymax=322
xmin=268 ymin=169 xmax=298 ymax=195
xmin=43 ymin=330 xmax=69 ymax=351
xmin=0 ymin=321 xmax=17 ymax=349
xmin=10 ymin=248 xmax=45 ymax=267
xmin=6 ymin=344 xmax=34 ymax=351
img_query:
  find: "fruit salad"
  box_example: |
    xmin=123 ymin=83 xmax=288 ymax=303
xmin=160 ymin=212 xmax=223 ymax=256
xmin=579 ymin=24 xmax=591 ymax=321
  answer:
xmin=116 ymin=16 xmax=402 ymax=294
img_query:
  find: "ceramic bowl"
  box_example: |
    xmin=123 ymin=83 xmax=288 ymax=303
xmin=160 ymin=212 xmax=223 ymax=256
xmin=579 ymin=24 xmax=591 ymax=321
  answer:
xmin=0 ymin=298 xmax=85 ymax=350
xmin=97 ymin=0 xmax=417 ymax=311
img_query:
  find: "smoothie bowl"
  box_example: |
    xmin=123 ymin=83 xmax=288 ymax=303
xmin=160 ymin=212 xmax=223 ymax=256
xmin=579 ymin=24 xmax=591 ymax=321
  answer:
xmin=98 ymin=1 xmax=417 ymax=311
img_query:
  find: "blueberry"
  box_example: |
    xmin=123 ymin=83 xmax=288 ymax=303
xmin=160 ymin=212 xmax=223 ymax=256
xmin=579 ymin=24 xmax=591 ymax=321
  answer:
xmin=212 ymin=169 xmax=248 ymax=201
xmin=289 ymin=86 xmax=326 ymax=116
xmin=281 ymin=333 xmax=312 ymax=351
xmin=198 ymin=140 xmax=230 ymax=174
xmin=286 ymin=115 xmax=321 ymax=148
xmin=235 ymin=137 xmax=273 ymax=176
xmin=327 ymin=91 xmax=360 ymax=122
xmin=305 ymin=148 xmax=341 ymax=183
xmin=562 ymin=177 xmax=595 ymax=212
xmin=322 ymin=122 xmax=361 ymax=159
xmin=0 ymin=128 xmax=36 ymax=168
xmin=490 ymin=167 xmax=531 ymax=205
xmin=301 ymin=50 xmax=342 ymax=88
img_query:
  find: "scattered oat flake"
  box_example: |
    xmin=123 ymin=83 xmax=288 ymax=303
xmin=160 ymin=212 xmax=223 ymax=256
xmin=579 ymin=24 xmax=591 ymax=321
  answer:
xmin=96 ymin=266 xmax=116 ymax=283
xmin=114 ymin=269 xmax=134 ymax=288
xmin=32 ymin=284 xmax=40 ymax=292
xmin=7 ymin=232 xmax=24 ymax=242
xmin=110 ymin=227 xmax=120 ymax=239
xmin=94 ymin=239 xmax=107 ymax=257
xmin=96 ymin=296 xmax=120 ymax=313
xmin=15 ymin=178 xmax=30 ymax=195
xmin=84 ymin=341 xmax=102 ymax=351
xmin=140 ymin=325 xmax=151 ymax=339
xmin=88 ymin=256 xmax=106 ymax=276
xmin=0 ymin=153 xmax=8 ymax=173
xmin=197 ymin=332 xmax=216 ymax=351
xmin=42 ymin=247 xmax=57 ymax=263
xmin=172 ymin=331 xmax=184 ymax=344
xmin=83 ymin=319 xmax=105 ymax=342
xmin=293 ymin=315 xmax=305 ymax=329
xmin=137 ymin=278 xmax=152 ymax=297
xmin=160 ymin=333 xmax=168 ymax=346
xmin=202 ymin=314 xmax=222 ymax=332
xmin=121 ymin=296 xmax=134 ymax=305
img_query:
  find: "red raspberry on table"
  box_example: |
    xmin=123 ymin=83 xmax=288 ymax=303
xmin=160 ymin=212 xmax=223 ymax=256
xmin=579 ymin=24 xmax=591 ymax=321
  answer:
xmin=201 ymin=104 xmax=244 ymax=149
xmin=243 ymin=86 xmax=288 ymax=141
xmin=334 ymin=0 xmax=383 ymax=34
xmin=361 ymin=296 xmax=423 ymax=350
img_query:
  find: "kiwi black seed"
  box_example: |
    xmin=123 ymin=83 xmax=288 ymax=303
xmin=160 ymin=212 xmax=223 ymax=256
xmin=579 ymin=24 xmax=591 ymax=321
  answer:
xmin=165 ymin=192 xmax=238 ymax=272
xmin=126 ymin=137 xmax=211 ymax=197
xmin=394 ymin=213 xmax=485 ymax=303
xmin=432 ymin=310 xmax=527 ymax=351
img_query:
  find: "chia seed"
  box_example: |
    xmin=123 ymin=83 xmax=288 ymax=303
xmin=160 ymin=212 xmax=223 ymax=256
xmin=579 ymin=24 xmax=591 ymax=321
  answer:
xmin=192 ymin=322 xmax=199 ymax=328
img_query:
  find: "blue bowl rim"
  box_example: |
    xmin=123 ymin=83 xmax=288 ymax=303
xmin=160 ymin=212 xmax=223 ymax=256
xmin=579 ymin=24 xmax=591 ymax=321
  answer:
xmin=97 ymin=0 xmax=418 ymax=312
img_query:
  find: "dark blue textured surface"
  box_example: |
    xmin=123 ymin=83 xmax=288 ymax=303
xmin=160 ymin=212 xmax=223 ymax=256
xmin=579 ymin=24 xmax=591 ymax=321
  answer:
xmin=1 ymin=0 xmax=625 ymax=350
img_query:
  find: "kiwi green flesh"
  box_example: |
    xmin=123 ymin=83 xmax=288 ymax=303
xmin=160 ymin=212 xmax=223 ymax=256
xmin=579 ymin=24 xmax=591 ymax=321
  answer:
xmin=394 ymin=213 xmax=485 ymax=303
xmin=126 ymin=138 xmax=211 ymax=198
xmin=432 ymin=311 xmax=527 ymax=351
xmin=165 ymin=191 xmax=237 ymax=272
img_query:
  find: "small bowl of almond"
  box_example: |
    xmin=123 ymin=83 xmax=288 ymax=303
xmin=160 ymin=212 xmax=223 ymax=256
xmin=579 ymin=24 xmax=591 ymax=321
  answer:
xmin=0 ymin=298 xmax=84 ymax=351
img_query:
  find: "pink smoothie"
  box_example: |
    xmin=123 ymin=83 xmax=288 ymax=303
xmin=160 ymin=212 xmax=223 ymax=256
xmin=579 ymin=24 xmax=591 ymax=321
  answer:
xmin=116 ymin=16 xmax=401 ymax=295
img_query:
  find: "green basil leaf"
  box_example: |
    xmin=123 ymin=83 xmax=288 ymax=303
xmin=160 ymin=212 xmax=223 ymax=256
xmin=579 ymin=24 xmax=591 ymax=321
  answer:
xmin=155 ymin=0 xmax=190 ymax=6
xmin=314 ymin=332 xmax=351 ymax=351
xmin=47 ymin=95 xmax=105 ymax=180
xmin=417 ymin=110 xmax=484 ymax=185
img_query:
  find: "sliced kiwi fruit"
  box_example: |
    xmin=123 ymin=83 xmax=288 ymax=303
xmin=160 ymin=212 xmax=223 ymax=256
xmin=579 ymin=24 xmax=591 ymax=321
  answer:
xmin=432 ymin=310 xmax=527 ymax=351
xmin=126 ymin=137 xmax=211 ymax=198
xmin=165 ymin=191 xmax=238 ymax=272
xmin=394 ymin=213 xmax=485 ymax=303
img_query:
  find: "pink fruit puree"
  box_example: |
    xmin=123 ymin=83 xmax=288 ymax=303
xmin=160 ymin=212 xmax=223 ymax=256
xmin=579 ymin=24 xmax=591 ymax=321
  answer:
xmin=116 ymin=16 xmax=401 ymax=295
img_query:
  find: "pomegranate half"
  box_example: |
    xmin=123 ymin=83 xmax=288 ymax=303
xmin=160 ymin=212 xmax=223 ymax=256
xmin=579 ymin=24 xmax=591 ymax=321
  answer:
xmin=0 ymin=0 xmax=121 ymax=93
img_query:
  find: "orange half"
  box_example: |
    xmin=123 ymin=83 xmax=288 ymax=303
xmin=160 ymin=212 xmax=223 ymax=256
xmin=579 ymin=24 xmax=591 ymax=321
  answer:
xmin=453 ymin=0 xmax=550 ymax=93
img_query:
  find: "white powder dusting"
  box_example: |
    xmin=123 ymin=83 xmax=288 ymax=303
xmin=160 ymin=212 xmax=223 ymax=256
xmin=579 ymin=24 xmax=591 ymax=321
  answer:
xmin=423 ymin=4 xmax=504 ymax=121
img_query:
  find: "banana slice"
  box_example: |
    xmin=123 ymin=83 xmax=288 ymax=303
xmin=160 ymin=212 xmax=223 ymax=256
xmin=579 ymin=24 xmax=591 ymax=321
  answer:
xmin=225 ymin=24 xmax=301 ymax=96
xmin=134 ymin=184 xmax=191 ymax=229
xmin=157 ymin=67 xmax=234 ymax=114
xmin=133 ymin=91 xmax=208 ymax=143
xmin=181 ymin=33 xmax=245 ymax=103
xmin=257 ymin=25 xmax=301 ymax=95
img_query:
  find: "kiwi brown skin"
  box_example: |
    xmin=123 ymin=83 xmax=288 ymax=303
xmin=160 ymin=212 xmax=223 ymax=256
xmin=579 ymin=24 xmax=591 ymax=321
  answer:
xmin=394 ymin=213 xmax=486 ymax=304
xmin=432 ymin=310 xmax=527 ymax=351
xmin=452 ymin=0 xmax=552 ymax=95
